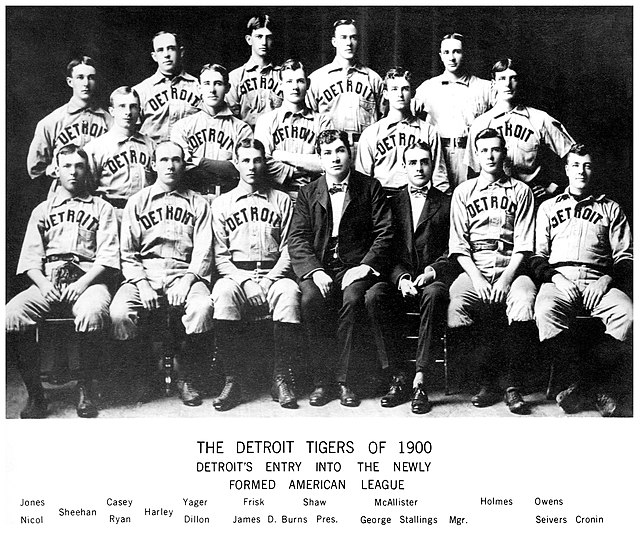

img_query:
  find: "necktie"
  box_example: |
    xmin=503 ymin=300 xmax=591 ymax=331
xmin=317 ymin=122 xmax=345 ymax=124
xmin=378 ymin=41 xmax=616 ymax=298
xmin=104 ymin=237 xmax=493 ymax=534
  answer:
xmin=410 ymin=187 xmax=429 ymax=197
xmin=329 ymin=184 xmax=346 ymax=194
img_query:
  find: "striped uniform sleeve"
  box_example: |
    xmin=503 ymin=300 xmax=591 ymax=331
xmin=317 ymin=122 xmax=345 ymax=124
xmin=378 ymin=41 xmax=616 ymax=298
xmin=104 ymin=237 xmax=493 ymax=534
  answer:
xmin=94 ymin=199 xmax=121 ymax=271
xmin=187 ymin=194 xmax=214 ymax=284
xmin=448 ymin=185 xmax=471 ymax=257
xmin=512 ymin=184 xmax=535 ymax=254
xmin=120 ymin=195 xmax=148 ymax=284
xmin=16 ymin=202 xmax=48 ymax=275
xmin=265 ymin=193 xmax=294 ymax=281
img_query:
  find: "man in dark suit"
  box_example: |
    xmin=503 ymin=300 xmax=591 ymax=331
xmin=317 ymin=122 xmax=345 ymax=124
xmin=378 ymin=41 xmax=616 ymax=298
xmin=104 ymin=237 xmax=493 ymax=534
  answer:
xmin=289 ymin=129 xmax=394 ymax=407
xmin=369 ymin=142 xmax=457 ymax=413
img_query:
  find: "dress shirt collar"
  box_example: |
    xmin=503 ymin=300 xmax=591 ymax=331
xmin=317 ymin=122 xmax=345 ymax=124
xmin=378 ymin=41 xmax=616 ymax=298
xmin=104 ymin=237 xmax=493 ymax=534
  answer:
xmin=280 ymin=106 xmax=314 ymax=120
xmin=149 ymin=183 xmax=190 ymax=200
xmin=244 ymin=58 xmax=279 ymax=73
xmin=66 ymin=98 xmax=107 ymax=116
xmin=438 ymin=72 xmax=471 ymax=86
xmin=50 ymin=191 xmax=94 ymax=208
xmin=149 ymin=70 xmax=197 ymax=86
xmin=477 ymin=174 xmax=513 ymax=191
xmin=326 ymin=172 xmax=350 ymax=191
xmin=556 ymin=187 xmax=605 ymax=204
xmin=384 ymin=113 xmax=419 ymax=130
xmin=327 ymin=58 xmax=367 ymax=75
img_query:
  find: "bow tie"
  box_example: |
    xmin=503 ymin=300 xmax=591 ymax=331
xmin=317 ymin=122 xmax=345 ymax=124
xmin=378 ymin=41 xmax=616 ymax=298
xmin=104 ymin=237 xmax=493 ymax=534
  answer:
xmin=409 ymin=187 xmax=429 ymax=197
xmin=328 ymin=183 xmax=347 ymax=194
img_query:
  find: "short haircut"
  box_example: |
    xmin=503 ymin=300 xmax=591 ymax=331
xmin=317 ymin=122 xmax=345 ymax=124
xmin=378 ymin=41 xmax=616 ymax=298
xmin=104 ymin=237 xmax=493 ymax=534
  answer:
xmin=491 ymin=57 xmax=519 ymax=79
xmin=152 ymin=31 xmax=182 ymax=50
xmin=109 ymin=86 xmax=140 ymax=107
xmin=235 ymin=138 xmax=266 ymax=159
xmin=441 ymin=33 xmax=465 ymax=46
xmin=199 ymin=63 xmax=229 ymax=85
xmin=565 ymin=143 xmax=594 ymax=163
xmin=384 ymin=67 xmax=412 ymax=84
xmin=154 ymin=140 xmax=185 ymax=161
xmin=333 ymin=18 xmax=357 ymax=33
xmin=474 ymin=127 xmax=506 ymax=150
xmin=316 ymin=129 xmax=351 ymax=159
xmin=280 ymin=58 xmax=306 ymax=77
xmin=246 ymin=15 xmax=273 ymax=34
xmin=402 ymin=141 xmax=432 ymax=163
xmin=66 ymin=56 xmax=95 ymax=78
xmin=56 ymin=144 xmax=88 ymax=165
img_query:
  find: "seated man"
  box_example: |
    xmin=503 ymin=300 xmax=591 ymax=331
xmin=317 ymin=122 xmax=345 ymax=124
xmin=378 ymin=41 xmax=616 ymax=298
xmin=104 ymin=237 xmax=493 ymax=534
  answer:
xmin=211 ymin=139 xmax=301 ymax=411
xmin=110 ymin=141 xmax=215 ymax=406
xmin=6 ymin=144 xmax=120 ymax=418
xmin=288 ymin=129 xmax=394 ymax=407
xmin=370 ymin=142 xmax=457 ymax=414
xmin=532 ymin=144 xmax=633 ymax=417
xmin=448 ymin=128 xmax=537 ymax=415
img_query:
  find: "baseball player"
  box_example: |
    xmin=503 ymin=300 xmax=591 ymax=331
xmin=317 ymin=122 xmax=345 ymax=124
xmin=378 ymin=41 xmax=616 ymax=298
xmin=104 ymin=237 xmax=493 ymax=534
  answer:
xmin=110 ymin=141 xmax=215 ymax=407
xmin=254 ymin=59 xmax=332 ymax=200
xmin=27 ymin=56 xmax=112 ymax=197
xmin=84 ymin=86 xmax=156 ymax=218
xmin=227 ymin=15 xmax=283 ymax=129
xmin=448 ymin=128 xmax=537 ymax=414
xmin=133 ymin=31 xmax=201 ymax=143
xmin=6 ymin=144 xmax=120 ymax=418
xmin=355 ymin=67 xmax=449 ymax=195
xmin=306 ymin=18 xmax=384 ymax=161
xmin=413 ymin=33 xmax=493 ymax=188
xmin=211 ymin=139 xmax=301 ymax=411
xmin=171 ymin=63 xmax=252 ymax=197
xmin=532 ymin=144 xmax=633 ymax=417
xmin=467 ymin=58 xmax=575 ymax=205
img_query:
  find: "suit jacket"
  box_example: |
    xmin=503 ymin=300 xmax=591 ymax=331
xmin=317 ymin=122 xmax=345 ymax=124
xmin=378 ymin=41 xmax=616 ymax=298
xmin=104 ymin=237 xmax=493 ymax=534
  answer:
xmin=390 ymin=186 xmax=458 ymax=286
xmin=289 ymin=171 xmax=393 ymax=279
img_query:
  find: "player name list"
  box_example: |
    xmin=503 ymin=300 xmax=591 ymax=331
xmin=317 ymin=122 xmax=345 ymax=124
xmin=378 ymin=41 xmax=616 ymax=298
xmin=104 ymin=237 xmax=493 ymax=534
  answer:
xmin=12 ymin=439 xmax=610 ymax=530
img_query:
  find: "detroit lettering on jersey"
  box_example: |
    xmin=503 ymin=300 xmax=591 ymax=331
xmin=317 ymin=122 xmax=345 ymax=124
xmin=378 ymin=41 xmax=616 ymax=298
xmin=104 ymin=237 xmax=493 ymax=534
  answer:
xmin=549 ymin=204 xmax=604 ymax=229
xmin=225 ymin=205 xmax=282 ymax=232
xmin=272 ymin=124 xmax=318 ymax=146
xmin=56 ymin=121 xmax=109 ymax=147
xmin=103 ymin=147 xmax=151 ymax=174
xmin=41 ymin=208 xmax=99 ymax=232
xmin=466 ymin=193 xmax=517 ymax=218
xmin=146 ymin=86 xmax=201 ymax=113
xmin=374 ymin=132 xmax=419 ymax=164
xmin=238 ymin=76 xmax=282 ymax=98
xmin=320 ymin=78 xmax=374 ymax=106
xmin=187 ymin=127 xmax=235 ymax=152
xmin=494 ymin=121 xmax=534 ymax=143
xmin=137 ymin=204 xmax=196 ymax=230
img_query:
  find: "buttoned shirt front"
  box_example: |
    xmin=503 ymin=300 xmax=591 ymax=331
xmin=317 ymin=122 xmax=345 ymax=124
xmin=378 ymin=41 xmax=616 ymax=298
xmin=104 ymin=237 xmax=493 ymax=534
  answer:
xmin=84 ymin=129 xmax=156 ymax=200
xmin=17 ymin=193 xmax=120 ymax=278
xmin=307 ymin=59 xmax=384 ymax=133
xmin=227 ymin=59 xmax=283 ymax=128
xmin=409 ymin=186 xmax=430 ymax=231
xmin=133 ymin=70 xmax=201 ymax=143
xmin=120 ymin=183 xmax=213 ymax=290
xmin=326 ymin=177 xmax=350 ymax=237
xmin=355 ymin=114 xmax=449 ymax=191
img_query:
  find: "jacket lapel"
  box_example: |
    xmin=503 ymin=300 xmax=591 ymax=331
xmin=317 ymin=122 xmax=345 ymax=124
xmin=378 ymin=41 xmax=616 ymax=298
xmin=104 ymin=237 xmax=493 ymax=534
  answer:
xmin=415 ymin=189 xmax=441 ymax=231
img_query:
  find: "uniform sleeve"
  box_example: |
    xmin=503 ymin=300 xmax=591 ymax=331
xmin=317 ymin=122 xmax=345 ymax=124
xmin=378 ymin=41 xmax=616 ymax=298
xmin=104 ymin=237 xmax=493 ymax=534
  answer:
xmin=354 ymin=124 xmax=376 ymax=177
xmin=94 ymin=201 xmax=121 ymax=271
xmin=254 ymin=114 xmax=295 ymax=186
xmin=226 ymin=68 xmax=242 ymax=118
xmin=411 ymin=80 xmax=428 ymax=118
xmin=26 ymin=117 xmax=54 ymax=180
xmin=541 ymin=112 xmax=575 ymax=158
xmin=187 ymin=197 xmax=214 ymax=284
xmin=169 ymin=117 xmax=195 ymax=170
xmin=120 ymin=197 xmax=148 ymax=284
xmin=83 ymin=140 xmax=101 ymax=193
xmin=609 ymin=203 xmax=633 ymax=292
xmin=211 ymin=197 xmax=252 ymax=286
xmin=464 ymin=116 xmax=483 ymax=174
xmin=305 ymin=71 xmax=320 ymax=113
xmin=448 ymin=187 xmax=471 ymax=257
xmin=530 ymin=202 xmax=557 ymax=283
xmin=16 ymin=203 xmax=47 ymax=275
xmin=371 ymin=71 xmax=385 ymax=121
xmin=512 ymin=185 xmax=535 ymax=254
xmin=265 ymin=194 xmax=294 ymax=281
xmin=422 ymin=122 xmax=450 ymax=194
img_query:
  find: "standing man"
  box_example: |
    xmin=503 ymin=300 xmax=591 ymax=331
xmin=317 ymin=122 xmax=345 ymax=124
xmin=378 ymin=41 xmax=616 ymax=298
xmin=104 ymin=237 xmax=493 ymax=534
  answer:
xmin=307 ymin=18 xmax=384 ymax=162
xmin=254 ymin=59 xmax=333 ymax=200
xmin=448 ymin=128 xmax=537 ymax=415
xmin=413 ymin=33 xmax=493 ymax=188
xmin=110 ymin=141 xmax=215 ymax=407
xmin=211 ymin=139 xmax=301 ymax=411
xmin=27 ymin=56 xmax=112 ymax=195
xmin=467 ymin=58 xmax=575 ymax=204
xmin=133 ymin=31 xmax=201 ymax=143
xmin=532 ymin=144 xmax=633 ymax=417
xmin=171 ymin=64 xmax=252 ymax=196
xmin=227 ymin=15 xmax=283 ymax=129
xmin=7 ymin=144 xmax=120 ymax=418
xmin=84 ymin=86 xmax=156 ymax=217
xmin=356 ymin=67 xmax=449 ymax=194
xmin=288 ymin=129 xmax=394 ymax=407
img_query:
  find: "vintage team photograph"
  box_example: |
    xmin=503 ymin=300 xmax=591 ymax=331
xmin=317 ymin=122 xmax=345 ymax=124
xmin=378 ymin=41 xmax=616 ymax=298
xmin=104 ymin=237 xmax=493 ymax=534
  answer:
xmin=4 ymin=5 xmax=633 ymax=419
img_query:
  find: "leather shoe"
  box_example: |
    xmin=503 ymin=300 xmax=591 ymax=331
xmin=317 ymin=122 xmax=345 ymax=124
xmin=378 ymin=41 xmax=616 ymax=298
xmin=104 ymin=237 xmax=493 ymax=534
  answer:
xmin=504 ymin=388 xmax=530 ymax=415
xmin=595 ymin=392 xmax=619 ymax=417
xmin=338 ymin=383 xmax=360 ymax=407
xmin=177 ymin=380 xmax=203 ymax=407
xmin=213 ymin=376 xmax=242 ymax=411
xmin=380 ymin=375 xmax=410 ymax=408
xmin=309 ymin=386 xmax=334 ymax=407
xmin=76 ymin=382 xmax=99 ymax=418
xmin=411 ymin=385 xmax=431 ymax=414
xmin=20 ymin=395 xmax=48 ymax=419
xmin=271 ymin=375 xmax=298 ymax=409
xmin=556 ymin=383 xmax=586 ymax=414
xmin=471 ymin=385 xmax=501 ymax=407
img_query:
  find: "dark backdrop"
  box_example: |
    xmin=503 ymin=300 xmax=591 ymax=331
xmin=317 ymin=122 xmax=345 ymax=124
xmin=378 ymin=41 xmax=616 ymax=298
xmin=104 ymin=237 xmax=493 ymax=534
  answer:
xmin=5 ymin=6 xmax=632 ymax=299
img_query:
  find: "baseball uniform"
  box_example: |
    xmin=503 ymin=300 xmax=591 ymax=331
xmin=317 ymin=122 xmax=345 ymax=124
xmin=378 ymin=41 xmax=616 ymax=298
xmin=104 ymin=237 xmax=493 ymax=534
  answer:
xmin=533 ymin=190 xmax=633 ymax=342
xmin=466 ymin=105 xmax=575 ymax=194
xmin=6 ymin=192 xmax=120 ymax=333
xmin=133 ymin=70 xmax=201 ymax=143
xmin=355 ymin=114 xmax=450 ymax=192
xmin=413 ymin=73 xmax=492 ymax=187
xmin=227 ymin=59 xmax=283 ymax=129
xmin=110 ymin=183 xmax=214 ymax=340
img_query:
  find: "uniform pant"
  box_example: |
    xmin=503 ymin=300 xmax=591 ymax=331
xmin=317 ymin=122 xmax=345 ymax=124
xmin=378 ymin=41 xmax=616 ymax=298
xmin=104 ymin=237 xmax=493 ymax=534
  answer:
xmin=110 ymin=280 xmax=214 ymax=340
xmin=443 ymin=145 xmax=469 ymax=189
xmin=6 ymin=283 xmax=111 ymax=333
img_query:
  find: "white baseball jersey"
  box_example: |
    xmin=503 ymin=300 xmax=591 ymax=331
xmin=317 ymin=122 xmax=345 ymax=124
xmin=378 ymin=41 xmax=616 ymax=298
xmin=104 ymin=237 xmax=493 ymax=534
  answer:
xmin=84 ymin=129 xmax=156 ymax=201
xmin=227 ymin=60 xmax=283 ymax=129
xmin=355 ymin=114 xmax=449 ymax=191
xmin=254 ymin=106 xmax=332 ymax=187
xmin=467 ymin=105 xmax=575 ymax=184
xmin=307 ymin=59 xmax=384 ymax=133
xmin=120 ymin=183 xmax=213 ymax=291
xmin=211 ymin=185 xmax=293 ymax=286
xmin=133 ymin=70 xmax=201 ymax=143
xmin=27 ymin=100 xmax=112 ymax=181
xmin=449 ymin=175 xmax=534 ymax=280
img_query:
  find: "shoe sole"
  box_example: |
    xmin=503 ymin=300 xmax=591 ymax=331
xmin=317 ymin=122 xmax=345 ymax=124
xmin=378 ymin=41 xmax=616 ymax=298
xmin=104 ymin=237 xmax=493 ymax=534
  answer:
xmin=182 ymin=398 xmax=203 ymax=407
